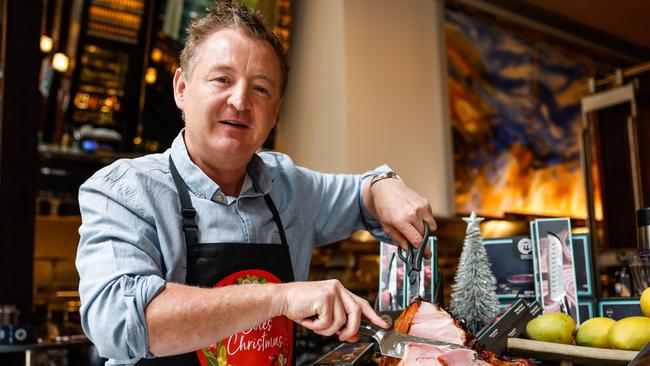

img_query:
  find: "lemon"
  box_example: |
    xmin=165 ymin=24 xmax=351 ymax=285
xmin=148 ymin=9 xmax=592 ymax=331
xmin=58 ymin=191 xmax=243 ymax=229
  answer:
xmin=608 ymin=316 xmax=650 ymax=351
xmin=526 ymin=312 xmax=576 ymax=344
xmin=575 ymin=317 xmax=616 ymax=348
xmin=641 ymin=287 xmax=650 ymax=317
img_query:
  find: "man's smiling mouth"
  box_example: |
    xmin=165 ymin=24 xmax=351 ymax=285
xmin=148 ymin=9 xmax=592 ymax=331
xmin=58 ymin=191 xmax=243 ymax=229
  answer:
xmin=220 ymin=120 xmax=248 ymax=128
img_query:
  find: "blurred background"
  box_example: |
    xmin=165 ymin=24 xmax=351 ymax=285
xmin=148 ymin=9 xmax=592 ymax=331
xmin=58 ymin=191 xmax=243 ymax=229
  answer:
xmin=0 ymin=0 xmax=649 ymax=364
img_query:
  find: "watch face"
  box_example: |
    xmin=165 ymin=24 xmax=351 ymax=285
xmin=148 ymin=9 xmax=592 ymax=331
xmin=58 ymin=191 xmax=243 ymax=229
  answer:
xmin=371 ymin=172 xmax=399 ymax=186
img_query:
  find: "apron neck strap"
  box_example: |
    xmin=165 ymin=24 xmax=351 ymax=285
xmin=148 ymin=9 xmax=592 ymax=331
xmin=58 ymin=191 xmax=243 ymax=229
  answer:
xmin=169 ymin=156 xmax=199 ymax=245
xmin=168 ymin=155 xmax=288 ymax=247
xmin=263 ymin=194 xmax=287 ymax=247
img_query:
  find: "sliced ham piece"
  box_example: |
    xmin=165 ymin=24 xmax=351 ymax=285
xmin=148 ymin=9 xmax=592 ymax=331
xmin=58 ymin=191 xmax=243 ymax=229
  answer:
xmin=395 ymin=344 xmax=488 ymax=366
xmin=380 ymin=299 xmax=534 ymax=366
xmin=408 ymin=302 xmax=466 ymax=345
xmin=396 ymin=343 xmax=447 ymax=366
xmin=437 ymin=348 xmax=477 ymax=365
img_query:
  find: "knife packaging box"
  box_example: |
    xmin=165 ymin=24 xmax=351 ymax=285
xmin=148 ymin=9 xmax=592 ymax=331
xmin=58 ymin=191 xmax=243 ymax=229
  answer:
xmin=378 ymin=237 xmax=439 ymax=311
xmin=378 ymin=242 xmax=406 ymax=311
xmin=598 ymin=298 xmax=642 ymax=320
xmin=0 ymin=324 xmax=31 ymax=345
xmin=484 ymin=236 xmax=536 ymax=302
xmin=530 ymin=218 xmax=580 ymax=324
xmin=404 ymin=236 xmax=439 ymax=305
xmin=578 ymin=297 xmax=597 ymax=321
xmin=313 ymin=342 xmax=374 ymax=366
xmin=477 ymin=299 xmax=542 ymax=354
xmin=0 ymin=325 xmax=7 ymax=345
xmin=572 ymin=233 xmax=594 ymax=298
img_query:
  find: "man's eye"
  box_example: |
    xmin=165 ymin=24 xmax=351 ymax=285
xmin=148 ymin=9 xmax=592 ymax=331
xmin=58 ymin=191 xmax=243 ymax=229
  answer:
xmin=213 ymin=76 xmax=230 ymax=84
xmin=253 ymin=85 xmax=270 ymax=95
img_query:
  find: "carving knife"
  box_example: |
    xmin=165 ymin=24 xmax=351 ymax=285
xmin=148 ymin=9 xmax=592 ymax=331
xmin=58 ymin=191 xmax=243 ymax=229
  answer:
xmin=359 ymin=322 xmax=470 ymax=359
xmin=547 ymin=232 xmax=568 ymax=314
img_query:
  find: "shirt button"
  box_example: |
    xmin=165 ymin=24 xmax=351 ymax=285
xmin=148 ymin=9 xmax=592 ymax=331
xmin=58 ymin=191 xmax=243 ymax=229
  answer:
xmin=215 ymin=195 xmax=224 ymax=202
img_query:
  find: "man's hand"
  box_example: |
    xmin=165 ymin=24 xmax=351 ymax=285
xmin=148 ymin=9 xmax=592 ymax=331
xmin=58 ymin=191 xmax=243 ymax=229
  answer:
xmin=276 ymin=280 xmax=389 ymax=342
xmin=364 ymin=176 xmax=436 ymax=258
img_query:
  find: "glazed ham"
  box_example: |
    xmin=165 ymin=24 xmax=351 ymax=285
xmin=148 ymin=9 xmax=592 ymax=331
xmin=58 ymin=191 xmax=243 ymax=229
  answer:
xmin=396 ymin=343 xmax=447 ymax=366
xmin=407 ymin=302 xmax=466 ymax=345
xmin=381 ymin=299 xmax=534 ymax=366
xmin=396 ymin=344 xmax=491 ymax=366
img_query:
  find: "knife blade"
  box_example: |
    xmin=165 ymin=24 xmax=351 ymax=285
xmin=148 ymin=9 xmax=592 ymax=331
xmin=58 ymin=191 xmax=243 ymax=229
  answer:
xmin=547 ymin=232 xmax=567 ymax=314
xmin=359 ymin=322 xmax=468 ymax=359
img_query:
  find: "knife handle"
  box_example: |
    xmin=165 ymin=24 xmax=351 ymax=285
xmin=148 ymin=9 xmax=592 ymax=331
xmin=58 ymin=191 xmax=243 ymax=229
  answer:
xmin=358 ymin=322 xmax=386 ymax=344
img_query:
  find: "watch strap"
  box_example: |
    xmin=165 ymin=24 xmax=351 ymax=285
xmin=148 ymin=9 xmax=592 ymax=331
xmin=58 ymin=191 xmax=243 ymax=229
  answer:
xmin=370 ymin=171 xmax=401 ymax=187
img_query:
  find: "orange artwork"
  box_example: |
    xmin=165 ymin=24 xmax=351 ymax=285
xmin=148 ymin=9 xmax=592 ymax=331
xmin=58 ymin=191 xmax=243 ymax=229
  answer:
xmin=445 ymin=4 xmax=605 ymax=219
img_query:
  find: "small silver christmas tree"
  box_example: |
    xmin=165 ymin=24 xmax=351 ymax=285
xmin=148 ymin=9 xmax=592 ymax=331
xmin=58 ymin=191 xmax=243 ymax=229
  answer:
xmin=450 ymin=211 xmax=499 ymax=332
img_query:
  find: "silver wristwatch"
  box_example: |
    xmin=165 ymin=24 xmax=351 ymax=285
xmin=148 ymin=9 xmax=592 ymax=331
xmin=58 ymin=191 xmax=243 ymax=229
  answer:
xmin=370 ymin=171 xmax=401 ymax=187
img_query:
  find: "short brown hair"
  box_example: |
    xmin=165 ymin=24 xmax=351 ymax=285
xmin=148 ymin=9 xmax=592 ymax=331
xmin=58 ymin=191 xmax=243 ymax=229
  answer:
xmin=180 ymin=1 xmax=289 ymax=96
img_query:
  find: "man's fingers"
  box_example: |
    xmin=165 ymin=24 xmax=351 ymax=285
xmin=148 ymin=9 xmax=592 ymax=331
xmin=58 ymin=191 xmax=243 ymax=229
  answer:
xmin=425 ymin=216 xmax=437 ymax=231
xmin=296 ymin=317 xmax=315 ymax=329
xmin=394 ymin=220 xmax=422 ymax=248
xmin=308 ymin=300 xmax=333 ymax=332
xmin=336 ymin=292 xmax=385 ymax=341
xmin=337 ymin=305 xmax=360 ymax=341
xmin=354 ymin=294 xmax=389 ymax=329
xmin=423 ymin=244 xmax=432 ymax=260
xmin=322 ymin=298 xmax=346 ymax=336
xmin=383 ymin=224 xmax=409 ymax=252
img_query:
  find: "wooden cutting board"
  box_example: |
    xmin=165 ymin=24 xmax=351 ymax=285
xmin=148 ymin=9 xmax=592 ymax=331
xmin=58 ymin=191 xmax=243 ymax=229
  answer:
xmin=507 ymin=338 xmax=638 ymax=366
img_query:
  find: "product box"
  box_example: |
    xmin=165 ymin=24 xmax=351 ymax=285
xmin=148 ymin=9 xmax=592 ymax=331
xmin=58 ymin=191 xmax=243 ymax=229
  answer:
xmin=313 ymin=342 xmax=374 ymax=366
xmin=0 ymin=324 xmax=30 ymax=345
xmin=484 ymin=236 xmax=535 ymax=301
xmin=530 ymin=218 xmax=580 ymax=324
xmin=12 ymin=324 xmax=30 ymax=344
xmin=477 ymin=299 xmax=542 ymax=354
xmin=578 ymin=298 xmax=597 ymax=321
xmin=404 ymin=237 xmax=438 ymax=305
xmin=378 ymin=242 xmax=406 ymax=311
xmin=0 ymin=325 xmax=7 ymax=345
xmin=572 ymin=233 xmax=594 ymax=297
xmin=379 ymin=237 xmax=438 ymax=310
xmin=599 ymin=298 xmax=643 ymax=320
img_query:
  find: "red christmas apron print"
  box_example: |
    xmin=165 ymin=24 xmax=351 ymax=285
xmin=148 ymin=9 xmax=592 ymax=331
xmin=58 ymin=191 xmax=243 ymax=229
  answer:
xmin=196 ymin=269 xmax=293 ymax=366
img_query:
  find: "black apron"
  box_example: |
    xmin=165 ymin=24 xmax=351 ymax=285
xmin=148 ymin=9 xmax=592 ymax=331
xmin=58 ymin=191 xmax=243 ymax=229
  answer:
xmin=137 ymin=156 xmax=296 ymax=366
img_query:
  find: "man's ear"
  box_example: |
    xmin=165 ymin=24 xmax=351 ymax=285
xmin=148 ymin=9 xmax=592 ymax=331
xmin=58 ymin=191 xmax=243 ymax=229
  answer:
xmin=173 ymin=68 xmax=186 ymax=110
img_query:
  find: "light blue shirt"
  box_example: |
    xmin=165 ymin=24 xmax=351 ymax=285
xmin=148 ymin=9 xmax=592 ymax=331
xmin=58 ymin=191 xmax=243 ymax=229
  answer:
xmin=76 ymin=131 xmax=390 ymax=364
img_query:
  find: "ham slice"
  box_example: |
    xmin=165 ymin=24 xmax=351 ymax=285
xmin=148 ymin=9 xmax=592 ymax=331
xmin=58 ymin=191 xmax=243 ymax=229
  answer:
xmin=395 ymin=344 xmax=491 ymax=366
xmin=407 ymin=302 xmax=466 ymax=345
xmin=396 ymin=343 xmax=447 ymax=366
xmin=380 ymin=299 xmax=534 ymax=366
xmin=437 ymin=348 xmax=478 ymax=365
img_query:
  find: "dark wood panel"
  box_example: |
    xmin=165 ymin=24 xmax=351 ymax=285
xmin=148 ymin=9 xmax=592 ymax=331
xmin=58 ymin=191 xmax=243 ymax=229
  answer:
xmin=0 ymin=0 xmax=43 ymax=319
xmin=595 ymin=104 xmax=637 ymax=249
xmin=637 ymin=73 xmax=650 ymax=208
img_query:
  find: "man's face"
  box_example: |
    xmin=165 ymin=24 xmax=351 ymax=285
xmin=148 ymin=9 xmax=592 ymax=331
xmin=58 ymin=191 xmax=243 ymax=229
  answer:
xmin=173 ymin=29 xmax=282 ymax=164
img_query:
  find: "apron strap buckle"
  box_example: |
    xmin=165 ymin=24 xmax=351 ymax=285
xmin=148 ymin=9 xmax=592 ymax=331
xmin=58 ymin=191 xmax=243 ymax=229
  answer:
xmin=182 ymin=208 xmax=196 ymax=219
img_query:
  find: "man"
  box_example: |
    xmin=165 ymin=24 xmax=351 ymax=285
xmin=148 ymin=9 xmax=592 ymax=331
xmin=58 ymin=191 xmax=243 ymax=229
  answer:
xmin=76 ymin=2 xmax=436 ymax=365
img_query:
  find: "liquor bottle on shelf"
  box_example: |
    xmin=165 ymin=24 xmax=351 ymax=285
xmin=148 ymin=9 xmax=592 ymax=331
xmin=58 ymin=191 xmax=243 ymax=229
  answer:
xmin=630 ymin=208 xmax=650 ymax=295
xmin=59 ymin=0 xmax=152 ymax=153
xmin=614 ymin=252 xmax=633 ymax=297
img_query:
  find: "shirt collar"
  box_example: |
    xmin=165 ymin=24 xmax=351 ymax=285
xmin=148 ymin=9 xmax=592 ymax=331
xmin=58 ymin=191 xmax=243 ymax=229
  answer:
xmin=169 ymin=130 xmax=274 ymax=203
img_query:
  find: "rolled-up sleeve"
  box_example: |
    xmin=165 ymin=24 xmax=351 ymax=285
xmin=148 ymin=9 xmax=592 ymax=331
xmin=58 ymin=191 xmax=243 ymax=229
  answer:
xmin=358 ymin=164 xmax=393 ymax=242
xmin=290 ymin=161 xmax=392 ymax=246
xmin=76 ymin=171 xmax=166 ymax=363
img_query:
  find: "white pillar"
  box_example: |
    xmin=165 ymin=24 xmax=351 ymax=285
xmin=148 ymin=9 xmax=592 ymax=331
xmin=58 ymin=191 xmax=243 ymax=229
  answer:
xmin=278 ymin=0 xmax=455 ymax=217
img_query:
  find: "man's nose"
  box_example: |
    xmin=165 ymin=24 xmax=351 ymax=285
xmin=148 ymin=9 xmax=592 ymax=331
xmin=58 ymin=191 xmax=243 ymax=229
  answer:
xmin=227 ymin=82 xmax=252 ymax=111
